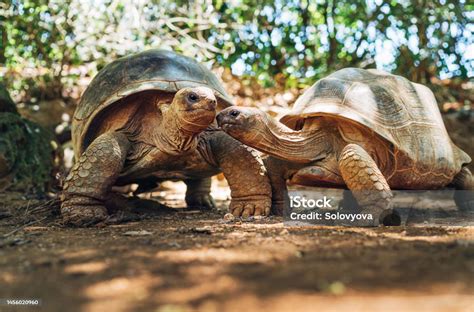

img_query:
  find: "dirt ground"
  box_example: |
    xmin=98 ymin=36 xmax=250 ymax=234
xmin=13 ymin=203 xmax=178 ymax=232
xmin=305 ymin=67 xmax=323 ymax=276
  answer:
xmin=0 ymin=183 xmax=473 ymax=312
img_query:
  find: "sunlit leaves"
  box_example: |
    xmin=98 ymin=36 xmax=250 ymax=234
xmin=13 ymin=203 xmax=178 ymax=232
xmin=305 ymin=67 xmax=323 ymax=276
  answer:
xmin=0 ymin=0 xmax=472 ymax=100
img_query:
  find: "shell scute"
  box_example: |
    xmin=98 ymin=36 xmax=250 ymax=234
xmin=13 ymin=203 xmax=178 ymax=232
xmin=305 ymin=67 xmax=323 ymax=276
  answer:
xmin=72 ymin=49 xmax=233 ymax=157
xmin=280 ymin=68 xmax=470 ymax=174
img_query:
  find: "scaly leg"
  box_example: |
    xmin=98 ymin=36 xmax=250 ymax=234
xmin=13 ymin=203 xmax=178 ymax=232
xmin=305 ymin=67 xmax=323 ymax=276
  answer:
xmin=452 ymin=167 xmax=474 ymax=211
xmin=61 ymin=132 xmax=130 ymax=226
xmin=264 ymin=157 xmax=290 ymax=215
xmin=338 ymin=144 xmax=399 ymax=226
xmin=185 ymin=178 xmax=216 ymax=210
xmin=209 ymin=132 xmax=272 ymax=217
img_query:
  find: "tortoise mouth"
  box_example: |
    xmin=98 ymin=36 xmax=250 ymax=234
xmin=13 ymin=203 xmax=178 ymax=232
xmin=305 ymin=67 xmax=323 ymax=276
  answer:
xmin=217 ymin=119 xmax=245 ymax=132
xmin=220 ymin=122 xmax=243 ymax=132
xmin=180 ymin=108 xmax=216 ymax=128
xmin=180 ymin=107 xmax=216 ymax=113
xmin=216 ymin=113 xmax=244 ymax=130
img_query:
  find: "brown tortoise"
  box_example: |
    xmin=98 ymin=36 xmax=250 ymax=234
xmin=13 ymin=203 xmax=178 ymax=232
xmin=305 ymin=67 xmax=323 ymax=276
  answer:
xmin=217 ymin=68 xmax=473 ymax=225
xmin=61 ymin=49 xmax=271 ymax=226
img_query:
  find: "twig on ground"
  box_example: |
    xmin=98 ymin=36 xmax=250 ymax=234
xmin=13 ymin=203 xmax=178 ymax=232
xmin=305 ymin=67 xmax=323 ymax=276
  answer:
xmin=2 ymin=216 xmax=48 ymax=238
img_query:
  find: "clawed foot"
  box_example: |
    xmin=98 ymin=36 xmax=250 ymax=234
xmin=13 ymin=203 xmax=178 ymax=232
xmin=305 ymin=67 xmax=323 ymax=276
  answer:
xmin=230 ymin=196 xmax=271 ymax=217
xmin=61 ymin=205 xmax=108 ymax=227
xmin=186 ymin=193 xmax=216 ymax=210
xmin=61 ymin=193 xmax=139 ymax=227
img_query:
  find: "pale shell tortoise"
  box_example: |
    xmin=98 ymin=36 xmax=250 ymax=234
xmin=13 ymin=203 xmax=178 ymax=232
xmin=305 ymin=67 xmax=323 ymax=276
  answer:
xmin=61 ymin=49 xmax=271 ymax=226
xmin=217 ymin=68 xmax=473 ymax=225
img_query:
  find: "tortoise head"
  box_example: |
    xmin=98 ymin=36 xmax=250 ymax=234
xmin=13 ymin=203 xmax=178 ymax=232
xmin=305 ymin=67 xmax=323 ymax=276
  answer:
xmin=217 ymin=107 xmax=267 ymax=143
xmin=160 ymin=87 xmax=217 ymax=133
xmin=218 ymin=106 xmax=329 ymax=163
xmin=166 ymin=86 xmax=217 ymax=133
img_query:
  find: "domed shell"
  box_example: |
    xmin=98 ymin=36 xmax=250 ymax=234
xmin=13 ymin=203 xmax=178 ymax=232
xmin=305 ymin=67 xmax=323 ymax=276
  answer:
xmin=73 ymin=49 xmax=233 ymax=154
xmin=281 ymin=68 xmax=470 ymax=173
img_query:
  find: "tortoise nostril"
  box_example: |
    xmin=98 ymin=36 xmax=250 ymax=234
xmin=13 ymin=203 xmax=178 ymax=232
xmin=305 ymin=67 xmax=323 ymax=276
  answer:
xmin=229 ymin=110 xmax=240 ymax=118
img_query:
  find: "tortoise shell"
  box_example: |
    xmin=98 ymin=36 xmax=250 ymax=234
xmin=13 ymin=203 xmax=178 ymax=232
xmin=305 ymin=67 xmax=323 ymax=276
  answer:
xmin=280 ymin=68 xmax=470 ymax=175
xmin=73 ymin=49 xmax=233 ymax=156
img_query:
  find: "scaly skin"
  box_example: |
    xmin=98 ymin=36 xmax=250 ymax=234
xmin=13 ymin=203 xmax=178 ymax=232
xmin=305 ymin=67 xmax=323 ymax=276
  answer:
xmin=209 ymin=131 xmax=272 ymax=217
xmin=338 ymin=144 xmax=395 ymax=225
xmin=217 ymin=68 xmax=473 ymax=222
xmin=263 ymin=157 xmax=292 ymax=216
xmin=185 ymin=178 xmax=215 ymax=210
xmin=61 ymin=132 xmax=130 ymax=226
xmin=62 ymin=87 xmax=273 ymax=226
xmin=217 ymin=107 xmax=410 ymax=225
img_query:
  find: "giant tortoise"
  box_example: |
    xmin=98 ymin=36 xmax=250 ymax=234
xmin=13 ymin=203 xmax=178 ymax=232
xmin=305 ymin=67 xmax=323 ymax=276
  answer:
xmin=61 ymin=49 xmax=271 ymax=226
xmin=217 ymin=68 xmax=473 ymax=225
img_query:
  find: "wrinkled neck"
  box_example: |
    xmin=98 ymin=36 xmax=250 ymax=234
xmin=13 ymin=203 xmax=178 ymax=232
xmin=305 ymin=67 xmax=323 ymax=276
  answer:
xmin=156 ymin=111 xmax=200 ymax=154
xmin=252 ymin=116 xmax=329 ymax=163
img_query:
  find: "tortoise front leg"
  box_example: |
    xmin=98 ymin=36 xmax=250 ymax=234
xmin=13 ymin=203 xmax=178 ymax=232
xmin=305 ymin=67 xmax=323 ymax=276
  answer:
xmin=210 ymin=132 xmax=272 ymax=217
xmin=185 ymin=178 xmax=216 ymax=210
xmin=61 ymin=132 xmax=130 ymax=226
xmin=338 ymin=144 xmax=399 ymax=226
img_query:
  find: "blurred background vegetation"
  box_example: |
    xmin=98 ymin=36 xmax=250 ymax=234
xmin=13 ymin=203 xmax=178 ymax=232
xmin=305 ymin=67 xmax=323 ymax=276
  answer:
xmin=1 ymin=0 xmax=472 ymax=104
xmin=0 ymin=0 xmax=473 ymax=189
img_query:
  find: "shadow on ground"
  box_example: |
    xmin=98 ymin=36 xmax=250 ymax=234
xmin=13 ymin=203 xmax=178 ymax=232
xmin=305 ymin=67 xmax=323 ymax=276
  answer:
xmin=0 ymin=194 xmax=473 ymax=312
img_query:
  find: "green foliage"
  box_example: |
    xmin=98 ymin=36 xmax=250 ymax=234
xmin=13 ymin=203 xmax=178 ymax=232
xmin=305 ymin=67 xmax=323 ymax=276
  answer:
xmin=214 ymin=0 xmax=472 ymax=86
xmin=2 ymin=0 xmax=79 ymax=99
xmin=0 ymin=0 xmax=472 ymax=100
xmin=0 ymin=83 xmax=54 ymax=194
xmin=0 ymin=112 xmax=54 ymax=193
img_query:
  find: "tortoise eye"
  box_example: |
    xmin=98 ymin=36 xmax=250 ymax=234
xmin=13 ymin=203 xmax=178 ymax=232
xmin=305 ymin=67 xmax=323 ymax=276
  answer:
xmin=229 ymin=110 xmax=240 ymax=117
xmin=187 ymin=92 xmax=199 ymax=102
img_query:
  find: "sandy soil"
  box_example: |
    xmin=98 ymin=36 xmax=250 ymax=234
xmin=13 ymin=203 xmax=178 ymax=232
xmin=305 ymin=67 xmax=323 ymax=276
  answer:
xmin=0 ymin=184 xmax=473 ymax=312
